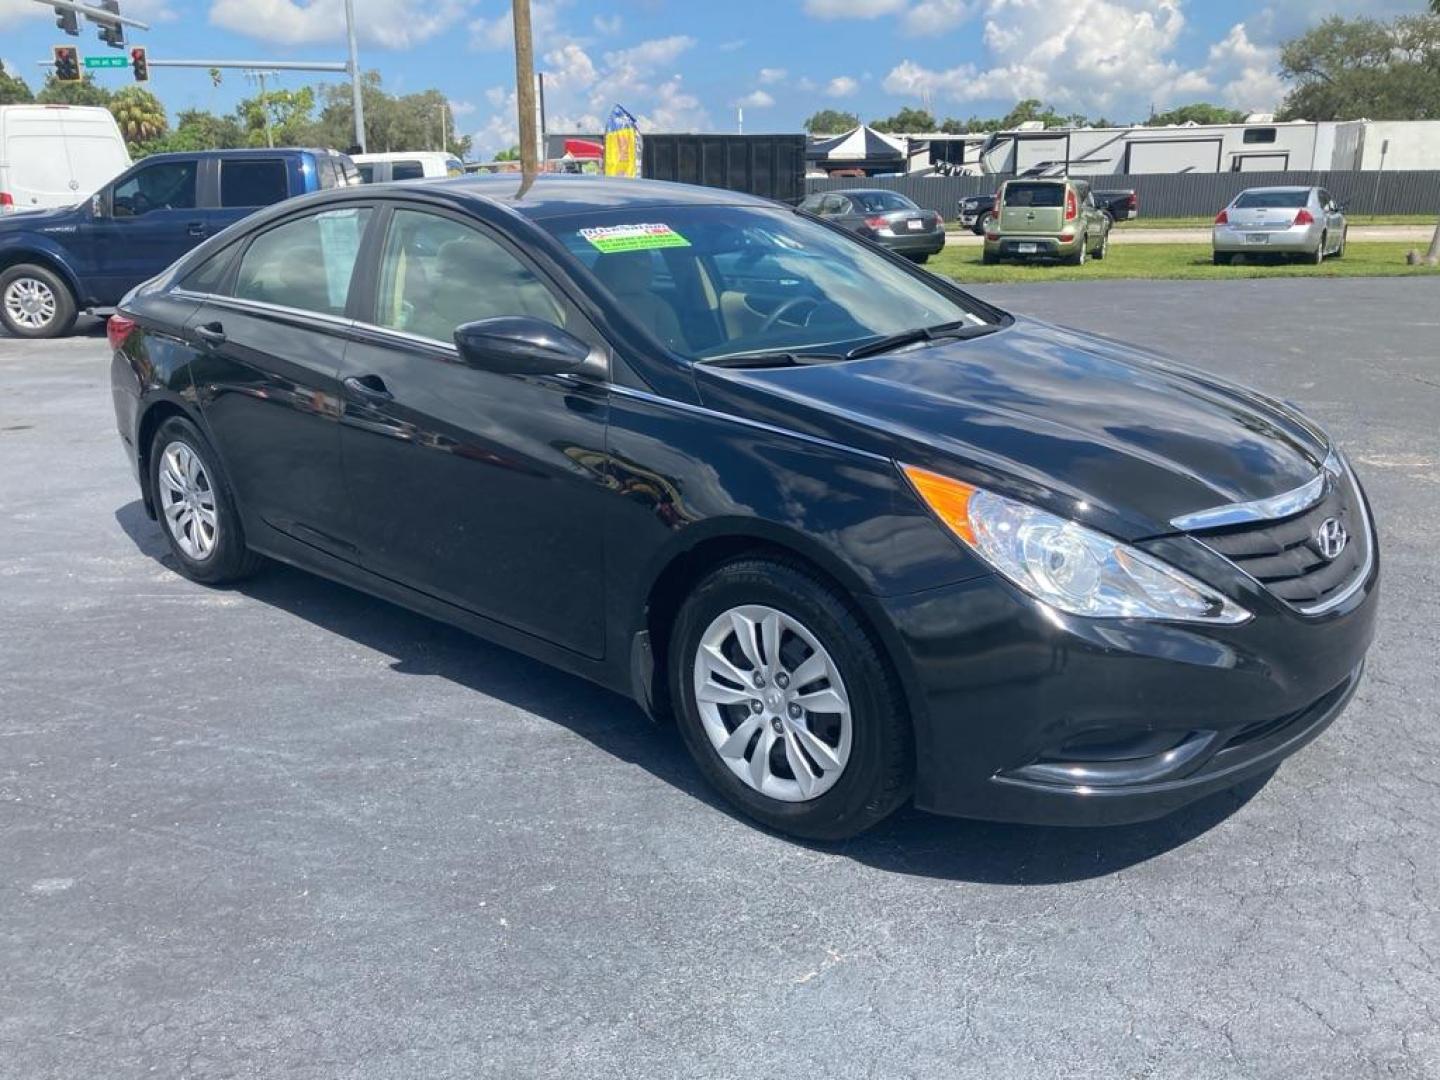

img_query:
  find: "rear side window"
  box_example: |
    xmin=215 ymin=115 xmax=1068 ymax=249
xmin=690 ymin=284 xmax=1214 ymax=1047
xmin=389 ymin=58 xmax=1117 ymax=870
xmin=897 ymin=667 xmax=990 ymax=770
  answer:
xmin=315 ymin=156 xmax=338 ymax=190
xmin=233 ymin=207 xmax=372 ymax=316
xmin=220 ymin=159 xmax=289 ymax=208
xmin=356 ymin=163 xmax=376 ymax=183
xmin=392 ymin=160 xmax=425 ymax=181
xmin=340 ymin=158 xmax=361 ymax=186
xmin=855 ymin=192 xmax=916 ymax=212
xmin=179 ymin=243 xmax=238 ymax=294
xmin=1002 ymin=183 xmax=1065 ymax=208
xmin=1234 ymin=189 xmax=1309 ymax=209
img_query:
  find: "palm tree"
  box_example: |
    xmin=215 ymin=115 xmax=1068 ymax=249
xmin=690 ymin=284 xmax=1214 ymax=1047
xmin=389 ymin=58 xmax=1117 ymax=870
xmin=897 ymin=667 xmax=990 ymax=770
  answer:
xmin=109 ymin=87 xmax=168 ymax=145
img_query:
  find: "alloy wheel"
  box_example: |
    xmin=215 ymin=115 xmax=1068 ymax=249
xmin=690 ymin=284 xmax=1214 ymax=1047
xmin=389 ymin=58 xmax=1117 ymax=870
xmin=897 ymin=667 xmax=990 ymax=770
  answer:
xmin=692 ymin=604 xmax=853 ymax=802
xmin=158 ymin=440 xmax=219 ymax=561
xmin=2 ymin=277 xmax=57 ymax=331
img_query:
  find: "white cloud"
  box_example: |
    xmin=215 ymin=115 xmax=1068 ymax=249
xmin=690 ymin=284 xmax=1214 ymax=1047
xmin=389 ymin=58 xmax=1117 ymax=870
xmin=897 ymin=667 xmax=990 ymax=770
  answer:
xmin=804 ymin=0 xmax=905 ymax=18
xmin=592 ymin=12 xmax=622 ymax=35
xmin=469 ymin=1 xmax=561 ymax=51
xmin=718 ymin=39 xmax=747 ymax=52
xmin=210 ymin=0 xmax=463 ymax=48
xmin=735 ymin=89 xmax=776 ymax=108
xmin=826 ymin=75 xmax=859 ymax=98
xmin=758 ymin=67 xmax=788 ymax=85
xmin=902 ymin=0 xmax=973 ymax=35
xmin=1205 ymin=22 xmax=1286 ymax=113
xmin=639 ymin=77 xmax=711 ymax=132
xmin=449 ymin=99 xmax=477 ymax=117
xmin=544 ymin=42 xmax=599 ymax=90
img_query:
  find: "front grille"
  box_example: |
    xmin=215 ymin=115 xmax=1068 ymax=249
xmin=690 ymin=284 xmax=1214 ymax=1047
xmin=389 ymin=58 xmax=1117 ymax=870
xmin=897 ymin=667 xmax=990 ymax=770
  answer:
xmin=1191 ymin=467 xmax=1370 ymax=612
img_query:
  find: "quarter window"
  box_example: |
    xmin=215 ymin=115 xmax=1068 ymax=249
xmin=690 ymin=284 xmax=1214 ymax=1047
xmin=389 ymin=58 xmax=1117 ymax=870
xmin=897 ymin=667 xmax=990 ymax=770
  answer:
xmin=373 ymin=209 xmax=568 ymax=342
xmin=111 ymin=160 xmax=197 ymax=218
xmin=391 ymin=160 xmax=426 ymax=181
xmin=220 ymin=159 xmax=289 ymax=208
xmin=233 ymin=207 xmax=372 ymax=316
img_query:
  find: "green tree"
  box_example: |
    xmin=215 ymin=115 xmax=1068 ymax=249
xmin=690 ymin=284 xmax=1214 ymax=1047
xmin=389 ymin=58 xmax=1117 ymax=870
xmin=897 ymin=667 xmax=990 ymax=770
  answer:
xmin=493 ymin=145 xmax=521 ymax=161
xmin=0 ymin=60 xmax=34 ymax=105
xmin=1146 ymin=103 xmax=1249 ymax=126
xmin=1277 ymin=14 xmax=1440 ymax=120
xmin=236 ymin=85 xmax=317 ymax=147
xmin=134 ymin=109 xmax=247 ymax=157
xmin=803 ymin=109 xmax=860 ymax=134
xmin=312 ymin=72 xmax=470 ymax=157
xmin=36 ymin=73 xmax=112 ymax=107
xmin=109 ymin=86 xmax=167 ymax=144
xmin=870 ymin=106 xmax=936 ymax=133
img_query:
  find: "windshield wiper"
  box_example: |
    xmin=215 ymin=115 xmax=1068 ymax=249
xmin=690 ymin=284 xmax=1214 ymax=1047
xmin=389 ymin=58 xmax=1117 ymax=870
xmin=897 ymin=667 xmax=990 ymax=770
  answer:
xmin=845 ymin=320 xmax=1000 ymax=360
xmin=700 ymin=351 xmax=844 ymax=370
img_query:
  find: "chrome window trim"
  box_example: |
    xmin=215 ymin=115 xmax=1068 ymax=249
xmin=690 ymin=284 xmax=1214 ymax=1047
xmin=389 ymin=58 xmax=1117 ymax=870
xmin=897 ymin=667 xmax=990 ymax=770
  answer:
xmin=178 ymin=291 xmax=357 ymax=332
xmin=1171 ymin=449 xmax=1341 ymax=531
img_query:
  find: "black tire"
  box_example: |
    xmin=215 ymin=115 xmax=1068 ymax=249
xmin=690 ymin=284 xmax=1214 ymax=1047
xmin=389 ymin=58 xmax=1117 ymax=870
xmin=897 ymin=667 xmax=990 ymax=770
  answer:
xmin=1213 ymin=251 xmax=1233 ymax=266
xmin=148 ymin=415 xmax=263 ymax=585
xmin=1333 ymin=227 xmax=1347 ymax=259
xmin=1065 ymin=234 xmax=1088 ymax=266
xmin=1310 ymin=235 xmax=1327 ymax=265
xmin=981 ymin=250 xmax=998 ymax=265
xmin=669 ymin=557 xmax=912 ymax=840
xmin=1093 ymin=227 xmax=1109 ymax=260
xmin=971 ymin=218 xmax=987 ymax=236
xmin=910 ymin=254 xmax=930 ymax=265
xmin=0 ymin=262 xmax=78 ymax=339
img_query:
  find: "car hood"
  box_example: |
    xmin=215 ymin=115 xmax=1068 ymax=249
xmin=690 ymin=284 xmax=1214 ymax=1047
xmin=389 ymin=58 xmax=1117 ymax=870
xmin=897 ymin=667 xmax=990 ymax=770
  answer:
xmin=693 ymin=317 xmax=1329 ymax=540
xmin=0 ymin=204 xmax=85 ymax=234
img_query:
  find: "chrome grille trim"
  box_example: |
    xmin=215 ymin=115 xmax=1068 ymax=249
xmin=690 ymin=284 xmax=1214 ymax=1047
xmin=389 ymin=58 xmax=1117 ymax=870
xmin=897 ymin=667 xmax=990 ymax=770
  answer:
xmin=1170 ymin=449 xmax=1342 ymax=532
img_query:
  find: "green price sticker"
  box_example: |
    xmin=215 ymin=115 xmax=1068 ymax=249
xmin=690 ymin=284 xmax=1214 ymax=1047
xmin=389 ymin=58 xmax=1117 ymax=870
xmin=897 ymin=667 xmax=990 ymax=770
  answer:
xmin=580 ymin=223 xmax=691 ymax=254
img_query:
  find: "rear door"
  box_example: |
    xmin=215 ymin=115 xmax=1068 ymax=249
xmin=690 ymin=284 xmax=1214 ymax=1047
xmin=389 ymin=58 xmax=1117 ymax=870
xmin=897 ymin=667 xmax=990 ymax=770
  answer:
xmin=211 ymin=156 xmax=294 ymax=235
xmin=1000 ymin=181 xmax=1065 ymax=234
xmin=188 ymin=202 xmax=375 ymax=556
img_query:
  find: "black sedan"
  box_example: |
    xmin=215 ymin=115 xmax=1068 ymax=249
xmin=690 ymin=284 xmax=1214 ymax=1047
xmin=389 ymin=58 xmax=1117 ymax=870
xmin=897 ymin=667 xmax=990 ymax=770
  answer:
xmin=110 ymin=175 xmax=1378 ymax=839
xmin=797 ymin=188 xmax=945 ymax=262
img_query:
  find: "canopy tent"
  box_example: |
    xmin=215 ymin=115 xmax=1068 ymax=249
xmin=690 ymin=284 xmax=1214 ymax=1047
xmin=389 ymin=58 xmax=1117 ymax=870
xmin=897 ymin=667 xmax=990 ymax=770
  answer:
xmin=806 ymin=125 xmax=906 ymax=174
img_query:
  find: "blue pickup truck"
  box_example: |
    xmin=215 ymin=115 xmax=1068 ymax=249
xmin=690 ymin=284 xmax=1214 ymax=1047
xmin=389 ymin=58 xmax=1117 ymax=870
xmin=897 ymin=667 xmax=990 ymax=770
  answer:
xmin=0 ymin=147 xmax=358 ymax=338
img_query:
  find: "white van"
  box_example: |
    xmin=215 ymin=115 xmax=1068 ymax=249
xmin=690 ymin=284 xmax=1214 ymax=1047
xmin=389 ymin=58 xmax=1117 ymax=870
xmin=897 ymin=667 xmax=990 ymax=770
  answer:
xmin=352 ymin=151 xmax=465 ymax=183
xmin=0 ymin=104 xmax=131 ymax=215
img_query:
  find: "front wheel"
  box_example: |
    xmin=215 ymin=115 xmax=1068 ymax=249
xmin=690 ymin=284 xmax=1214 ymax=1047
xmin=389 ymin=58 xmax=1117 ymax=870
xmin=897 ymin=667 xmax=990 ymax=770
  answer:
xmin=670 ymin=558 xmax=912 ymax=840
xmin=0 ymin=263 xmax=78 ymax=339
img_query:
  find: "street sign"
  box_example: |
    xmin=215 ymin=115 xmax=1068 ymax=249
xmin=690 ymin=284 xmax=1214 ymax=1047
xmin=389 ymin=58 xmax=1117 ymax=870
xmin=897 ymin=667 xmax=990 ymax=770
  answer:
xmin=84 ymin=54 xmax=127 ymax=68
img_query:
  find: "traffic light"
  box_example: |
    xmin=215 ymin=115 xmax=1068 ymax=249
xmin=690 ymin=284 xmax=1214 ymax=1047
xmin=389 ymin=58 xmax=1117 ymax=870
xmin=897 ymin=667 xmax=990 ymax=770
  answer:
xmin=130 ymin=45 xmax=148 ymax=83
xmin=96 ymin=0 xmax=125 ymax=48
xmin=53 ymin=45 xmax=81 ymax=83
xmin=53 ymin=5 xmax=79 ymax=34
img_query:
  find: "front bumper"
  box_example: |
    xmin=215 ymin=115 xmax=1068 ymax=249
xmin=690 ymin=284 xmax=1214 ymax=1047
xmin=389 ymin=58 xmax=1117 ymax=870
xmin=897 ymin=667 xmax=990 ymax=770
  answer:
xmin=874 ymin=542 xmax=1379 ymax=826
xmin=1214 ymin=222 xmax=1322 ymax=254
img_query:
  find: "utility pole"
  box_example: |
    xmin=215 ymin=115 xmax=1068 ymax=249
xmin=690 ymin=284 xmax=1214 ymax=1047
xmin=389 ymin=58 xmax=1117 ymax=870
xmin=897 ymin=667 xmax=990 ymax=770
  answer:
xmin=244 ymin=69 xmax=276 ymax=147
xmin=344 ymin=0 xmax=366 ymax=153
xmin=439 ymin=101 xmax=447 ymax=153
xmin=512 ymin=0 xmax=538 ymax=174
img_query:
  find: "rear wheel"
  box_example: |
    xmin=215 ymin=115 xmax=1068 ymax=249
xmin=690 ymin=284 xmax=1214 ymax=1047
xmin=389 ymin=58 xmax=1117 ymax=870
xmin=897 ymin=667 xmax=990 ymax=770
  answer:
xmin=1308 ymin=234 xmax=1327 ymax=265
xmin=909 ymin=254 xmax=930 ymax=265
xmin=669 ymin=558 xmax=912 ymax=840
xmin=1213 ymin=251 xmax=1234 ymax=266
xmin=0 ymin=263 xmax=77 ymax=339
xmin=149 ymin=416 xmax=263 ymax=585
xmin=1093 ymin=227 xmax=1109 ymax=261
xmin=1333 ymin=227 xmax=1348 ymax=259
xmin=981 ymin=250 xmax=998 ymax=265
xmin=1066 ymin=234 xmax=1088 ymax=266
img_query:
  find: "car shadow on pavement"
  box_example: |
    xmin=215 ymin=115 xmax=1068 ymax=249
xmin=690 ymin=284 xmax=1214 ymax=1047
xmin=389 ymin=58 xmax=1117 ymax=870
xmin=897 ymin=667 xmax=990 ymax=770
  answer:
xmin=117 ymin=499 xmax=1271 ymax=885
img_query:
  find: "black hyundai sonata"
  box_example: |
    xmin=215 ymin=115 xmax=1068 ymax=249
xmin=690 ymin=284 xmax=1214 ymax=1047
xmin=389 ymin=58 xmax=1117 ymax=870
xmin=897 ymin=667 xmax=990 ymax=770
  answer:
xmin=110 ymin=175 xmax=1378 ymax=839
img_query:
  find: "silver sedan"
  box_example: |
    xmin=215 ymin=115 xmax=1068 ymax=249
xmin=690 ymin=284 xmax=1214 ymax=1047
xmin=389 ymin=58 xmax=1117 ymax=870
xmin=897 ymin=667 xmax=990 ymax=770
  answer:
xmin=1213 ymin=186 xmax=1348 ymax=265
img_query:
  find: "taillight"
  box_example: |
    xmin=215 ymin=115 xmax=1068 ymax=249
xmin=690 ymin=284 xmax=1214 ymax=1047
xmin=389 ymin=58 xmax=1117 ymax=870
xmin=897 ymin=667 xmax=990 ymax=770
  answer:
xmin=1065 ymin=189 xmax=1077 ymax=221
xmin=107 ymin=313 xmax=136 ymax=352
xmin=1214 ymin=209 xmax=1228 ymax=225
xmin=0 ymin=192 xmax=13 ymax=214
xmin=1126 ymin=193 xmax=1137 ymax=210
xmin=1294 ymin=209 xmax=1315 ymax=225
xmin=985 ymin=229 xmax=1000 ymax=242
xmin=864 ymin=215 xmax=888 ymax=230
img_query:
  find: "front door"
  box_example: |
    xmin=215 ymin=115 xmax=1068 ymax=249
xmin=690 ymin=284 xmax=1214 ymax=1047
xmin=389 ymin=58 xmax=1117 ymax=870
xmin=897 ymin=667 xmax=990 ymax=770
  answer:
xmin=337 ymin=205 xmax=610 ymax=657
xmin=189 ymin=204 xmax=375 ymax=557
xmin=90 ymin=157 xmax=206 ymax=302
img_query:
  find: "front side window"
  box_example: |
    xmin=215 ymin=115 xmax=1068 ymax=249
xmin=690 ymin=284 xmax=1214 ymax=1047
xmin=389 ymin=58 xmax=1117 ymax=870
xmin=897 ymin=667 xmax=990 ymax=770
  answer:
xmin=112 ymin=160 xmax=197 ymax=218
xmin=373 ymin=209 xmax=567 ymax=342
xmin=220 ymin=159 xmax=289 ymax=208
xmin=542 ymin=205 xmax=985 ymax=361
xmin=392 ymin=161 xmax=426 ymax=181
xmin=233 ymin=207 xmax=372 ymax=316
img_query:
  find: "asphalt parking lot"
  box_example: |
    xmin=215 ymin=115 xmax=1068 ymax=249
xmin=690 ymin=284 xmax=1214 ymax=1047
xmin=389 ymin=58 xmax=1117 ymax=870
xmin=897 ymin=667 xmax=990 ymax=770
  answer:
xmin=2 ymin=278 xmax=1437 ymax=1079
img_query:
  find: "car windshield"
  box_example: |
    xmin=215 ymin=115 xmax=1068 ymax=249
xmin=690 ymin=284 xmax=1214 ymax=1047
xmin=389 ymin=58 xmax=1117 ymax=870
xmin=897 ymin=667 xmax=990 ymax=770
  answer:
xmin=540 ymin=205 xmax=986 ymax=362
xmin=1234 ymin=190 xmax=1310 ymax=209
xmin=1003 ymin=183 xmax=1065 ymax=208
xmin=853 ymin=192 xmax=916 ymax=212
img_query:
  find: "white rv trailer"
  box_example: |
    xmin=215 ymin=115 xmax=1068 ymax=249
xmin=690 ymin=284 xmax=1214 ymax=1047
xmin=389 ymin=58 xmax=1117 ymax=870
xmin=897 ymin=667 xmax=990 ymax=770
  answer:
xmin=900 ymin=119 xmax=1440 ymax=176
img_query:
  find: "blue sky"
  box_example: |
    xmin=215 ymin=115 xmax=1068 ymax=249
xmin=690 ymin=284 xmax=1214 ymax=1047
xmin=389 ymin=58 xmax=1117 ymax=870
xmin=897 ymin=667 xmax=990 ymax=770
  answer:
xmin=0 ymin=0 xmax=1425 ymax=155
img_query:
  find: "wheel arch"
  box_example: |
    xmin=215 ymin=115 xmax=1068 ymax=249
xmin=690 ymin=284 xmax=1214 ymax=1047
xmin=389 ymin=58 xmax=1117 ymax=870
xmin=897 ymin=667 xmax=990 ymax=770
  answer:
xmin=0 ymin=243 xmax=85 ymax=306
xmin=134 ymin=397 xmax=205 ymax=520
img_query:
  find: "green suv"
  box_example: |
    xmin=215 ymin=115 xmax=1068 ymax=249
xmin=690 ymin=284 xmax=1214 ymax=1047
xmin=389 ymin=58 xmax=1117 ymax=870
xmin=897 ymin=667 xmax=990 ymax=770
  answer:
xmin=983 ymin=178 xmax=1111 ymax=266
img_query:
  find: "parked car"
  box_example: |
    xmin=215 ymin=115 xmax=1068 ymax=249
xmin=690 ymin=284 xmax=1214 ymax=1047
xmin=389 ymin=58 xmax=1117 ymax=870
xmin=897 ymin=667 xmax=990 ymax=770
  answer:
xmin=798 ymin=188 xmax=945 ymax=262
xmin=957 ymin=193 xmax=996 ymax=235
xmin=111 ymin=175 xmax=1377 ymax=839
xmin=0 ymin=147 xmax=358 ymax=338
xmin=0 ymin=104 xmax=131 ymax=216
xmin=983 ymin=178 xmax=1111 ymax=265
xmin=1213 ymin=186 xmax=1347 ymax=265
xmin=1095 ymin=188 xmax=1139 ymax=222
xmin=353 ymin=151 xmax=466 ymax=183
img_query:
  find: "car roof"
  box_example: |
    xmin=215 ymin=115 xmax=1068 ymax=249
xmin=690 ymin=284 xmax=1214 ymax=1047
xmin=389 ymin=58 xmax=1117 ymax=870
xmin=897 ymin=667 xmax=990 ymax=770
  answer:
xmin=353 ymin=150 xmax=457 ymax=163
xmin=138 ymin=147 xmax=343 ymax=163
xmin=352 ymin=173 xmax=777 ymax=220
xmin=820 ymin=188 xmax=910 ymax=197
xmin=1236 ymin=186 xmax=1315 ymax=194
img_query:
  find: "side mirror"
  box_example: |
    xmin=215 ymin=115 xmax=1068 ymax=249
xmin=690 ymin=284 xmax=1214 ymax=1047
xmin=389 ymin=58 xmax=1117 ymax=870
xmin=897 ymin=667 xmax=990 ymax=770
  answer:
xmin=453 ymin=316 xmax=592 ymax=376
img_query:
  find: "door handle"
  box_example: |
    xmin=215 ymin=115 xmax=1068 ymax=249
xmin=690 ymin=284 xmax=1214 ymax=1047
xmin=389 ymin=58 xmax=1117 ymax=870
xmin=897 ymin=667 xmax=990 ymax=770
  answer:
xmin=195 ymin=321 xmax=226 ymax=346
xmin=343 ymin=374 xmax=393 ymax=401
xmin=187 ymin=221 xmax=207 ymax=238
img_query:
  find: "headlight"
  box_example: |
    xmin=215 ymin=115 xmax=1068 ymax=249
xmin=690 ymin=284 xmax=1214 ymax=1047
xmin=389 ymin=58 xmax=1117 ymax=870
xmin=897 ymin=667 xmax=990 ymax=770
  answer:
xmin=903 ymin=466 xmax=1251 ymax=624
